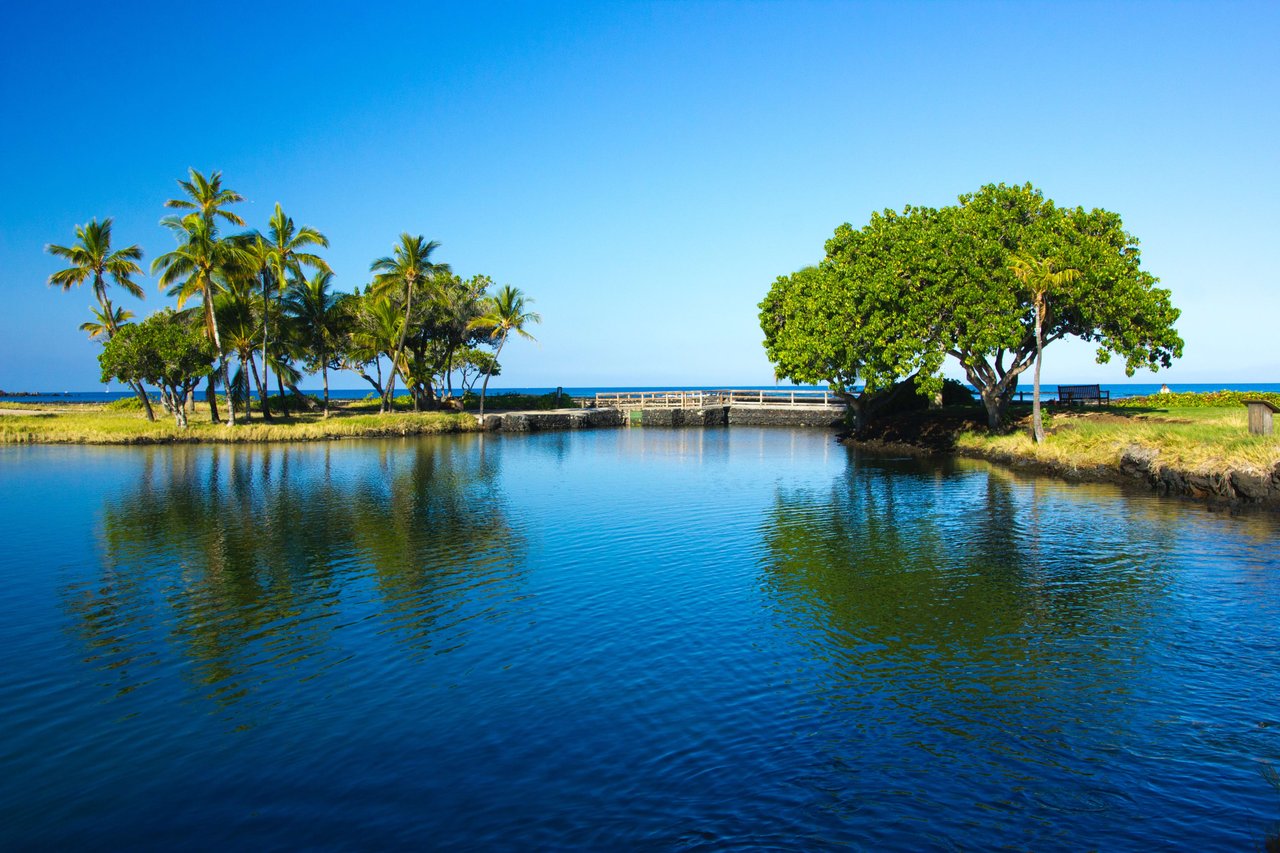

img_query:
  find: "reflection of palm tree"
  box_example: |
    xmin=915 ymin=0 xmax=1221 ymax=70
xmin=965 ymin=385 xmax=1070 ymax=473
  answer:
xmin=79 ymin=442 xmax=523 ymax=710
xmin=470 ymin=285 xmax=541 ymax=422
xmin=46 ymin=217 xmax=155 ymax=420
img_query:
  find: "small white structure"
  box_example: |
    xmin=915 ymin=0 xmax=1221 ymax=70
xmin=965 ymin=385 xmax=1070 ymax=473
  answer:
xmin=1243 ymin=399 xmax=1278 ymax=436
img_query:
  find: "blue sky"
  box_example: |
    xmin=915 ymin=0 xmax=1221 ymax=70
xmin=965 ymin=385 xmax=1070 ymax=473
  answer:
xmin=2 ymin=1 xmax=1276 ymax=391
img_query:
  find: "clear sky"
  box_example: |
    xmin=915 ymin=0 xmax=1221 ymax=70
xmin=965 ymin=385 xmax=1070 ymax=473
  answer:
xmin=2 ymin=1 xmax=1276 ymax=391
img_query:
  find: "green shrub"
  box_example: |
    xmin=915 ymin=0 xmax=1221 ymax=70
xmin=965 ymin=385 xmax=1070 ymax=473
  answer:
xmin=105 ymin=396 xmax=147 ymax=411
xmin=461 ymin=390 xmax=568 ymax=411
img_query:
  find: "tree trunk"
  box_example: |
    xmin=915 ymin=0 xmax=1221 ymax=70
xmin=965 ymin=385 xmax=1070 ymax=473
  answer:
xmin=207 ymin=296 xmax=235 ymax=426
xmin=248 ymin=351 xmax=271 ymax=423
xmin=1032 ymin=294 xmax=1046 ymax=444
xmin=478 ymin=335 xmax=507 ymax=425
xmin=277 ymin=370 xmax=287 ymax=415
xmin=386 ymin=280 xmax=414 ymax=411
xmin=322 ymin=363 xmax=330 ymax=418
xmin=131 ymin=381 xmax=157 ymax=422
xmin=206 ymin=374 xmax=221 ymax=423
xmin=260 ymin=268 xmax=274 ymax=419
xmin=445 ymin=344 xmax=455 ymax=399
xmin=979 ymin=386 xmax=1007 ymax=430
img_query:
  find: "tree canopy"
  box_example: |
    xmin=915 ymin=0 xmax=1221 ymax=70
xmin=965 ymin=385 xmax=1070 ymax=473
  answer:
xmin=761 ymin=183 xmax=1184 ymax=428
xmin=99 ymin=309 xmax=216 ymax=428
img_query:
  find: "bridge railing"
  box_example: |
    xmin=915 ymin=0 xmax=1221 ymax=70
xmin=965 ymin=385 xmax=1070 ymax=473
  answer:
xmin=593 ymin=389 xmax=841 ymax=409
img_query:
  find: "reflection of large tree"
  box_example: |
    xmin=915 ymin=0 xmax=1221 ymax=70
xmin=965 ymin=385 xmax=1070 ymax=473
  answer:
xmin=760 ymin=453 xmax=1178 ymax=717
xmin=68 ymin=440 xmax=522 ymax=708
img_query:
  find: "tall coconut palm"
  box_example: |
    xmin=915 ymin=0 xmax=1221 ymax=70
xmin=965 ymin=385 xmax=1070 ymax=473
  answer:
xmin=257 ymin=204 xmax=329 ymax=417
xmin=165 ymin=168 xmax=245 ymax=229
xmin=469 ymin=285 xmax=541 ymax=422
xmin=284 ymin=270 xmax=344 ymax=417
xmin=46 ymin=218 xmax=155 ymax=420
xmin=161 ymin=168 xmax=246 ymax=423
xmin=346 ymin=292 xmax=402 ymax=411
xmin=1009 ymin=255 xmax=1082 ymax=444
xmin=153 ymin=213 xmax=251 ymax=425
xmin=370 ymin=234 xmax=449 ymax=411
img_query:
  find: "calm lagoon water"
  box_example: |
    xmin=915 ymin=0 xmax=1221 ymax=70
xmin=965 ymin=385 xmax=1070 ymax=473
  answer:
xmin=2 ymin=428 xmax=1278 ymax=849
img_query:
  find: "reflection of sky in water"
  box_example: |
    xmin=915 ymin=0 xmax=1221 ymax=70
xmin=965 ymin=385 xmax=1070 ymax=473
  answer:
xmin=0 ymin=432 xmax=1277 ymax=849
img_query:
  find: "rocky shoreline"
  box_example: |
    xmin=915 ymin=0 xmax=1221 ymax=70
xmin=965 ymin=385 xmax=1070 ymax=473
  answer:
xmin=843 ymin=410 xmax=1280 ymax=509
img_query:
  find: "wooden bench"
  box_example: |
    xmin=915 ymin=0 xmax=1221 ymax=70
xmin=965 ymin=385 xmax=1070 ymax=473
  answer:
xmin=1056 ymin=384 xmax=1110 ymax=406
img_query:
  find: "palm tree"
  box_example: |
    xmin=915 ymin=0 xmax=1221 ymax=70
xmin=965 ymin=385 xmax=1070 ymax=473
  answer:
xmin=1009 ymin=255 xmax=1082 ymax=444
xmin=153 ymin=213 xmax=251 ymax=425
xmin=157 ymin=169 xmax=246 ymax=424
xmin=164 ymin=168 xmax=245 ymax=229
xmin=80 ymin=304 xmax=135 ymax=340
xmin=469 ymin=285 xmax=541 ymax=422
xmin=370 ymin=234 xmax=449 ymax=411
xmin=46 ymin=218 xmax=155 ymax=420
xmin=346 ymin=291 xmax=402 ymax=411
xmin=284 ymin=270 xmax=344 ymax=416
xmin=258 ymin=204 xmax=329 ymax=417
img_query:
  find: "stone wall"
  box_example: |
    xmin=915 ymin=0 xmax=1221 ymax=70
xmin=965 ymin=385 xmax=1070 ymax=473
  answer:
xmin=727 ymin=406 xmax=845 ymax=428
xmin=483 ymin=405 xmax=846 ymax=433
xmin=483 ymin=408 xmax=623 ymax=432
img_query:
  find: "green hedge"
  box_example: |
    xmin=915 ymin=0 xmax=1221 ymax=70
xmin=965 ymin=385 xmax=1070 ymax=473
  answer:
xmin=1113 ymin=390 xmax=1280 ymax=409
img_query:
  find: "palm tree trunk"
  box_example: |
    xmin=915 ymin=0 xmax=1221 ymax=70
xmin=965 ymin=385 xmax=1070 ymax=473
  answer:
xmin=206 ymin=374 xmax=221 ymax=423
xmin=248 ymin=351 xmax=271 ymax=423
xmin=478 ymin=334 xmax=507 ymax=424
xmin=207 ymin=295 xmax=235 ymax=426
xmin=1032 ymin=295 xmax=1045 ymax=444
xmin=445 ymin=344 xmax=455 ymax=398
xmin=385 ymin=280 xmax=414 ymax=411
xmin=276 ymin=370 xmax=287 ymax=414
xmin=322 ymin=363 xmax=330 ymax=418
xmin=260 ymin=269 xmax=274 ymax=419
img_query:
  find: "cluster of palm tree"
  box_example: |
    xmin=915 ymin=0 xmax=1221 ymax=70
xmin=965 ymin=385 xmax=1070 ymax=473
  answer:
xmin=46 ymin=168 xmax=540 ymax=424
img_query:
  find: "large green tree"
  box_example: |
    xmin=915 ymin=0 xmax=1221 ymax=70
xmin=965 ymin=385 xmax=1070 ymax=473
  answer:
xmin=99 ymin=309 xmax=216 ymax=428
xmin=764 ymin=183 xmax=1183 ymax=429
xmin=46 ymin=218 xmax=156 ymax=420
xmin=761 ymin=207 xmax=949 ymax=429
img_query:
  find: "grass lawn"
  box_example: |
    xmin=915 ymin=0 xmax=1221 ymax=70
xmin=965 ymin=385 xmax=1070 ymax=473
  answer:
xmin=0 ymin=400 xmax=479 ymax=444
xmin=958 ymin=399 xmax=1280 ymax=475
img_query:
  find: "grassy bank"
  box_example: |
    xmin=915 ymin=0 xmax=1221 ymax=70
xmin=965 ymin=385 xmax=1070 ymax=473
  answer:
xmin=955 ymin=393 xmax=1280 ymax=476
xmin=0 ymin=401 xmax=479 ymax=444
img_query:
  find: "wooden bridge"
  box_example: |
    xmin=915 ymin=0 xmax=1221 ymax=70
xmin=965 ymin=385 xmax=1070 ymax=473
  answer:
xmin=593 ymin=389 xmax=844 ymax=410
